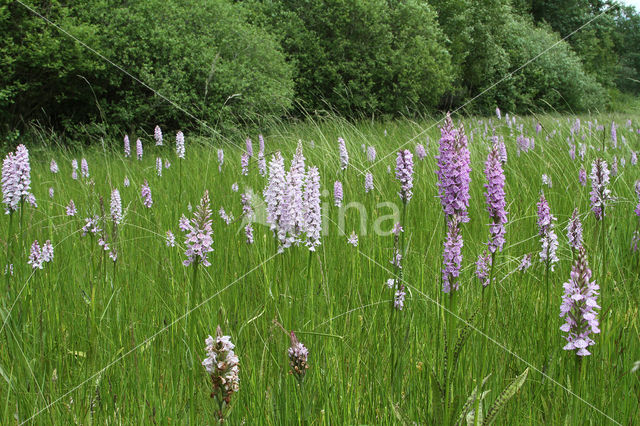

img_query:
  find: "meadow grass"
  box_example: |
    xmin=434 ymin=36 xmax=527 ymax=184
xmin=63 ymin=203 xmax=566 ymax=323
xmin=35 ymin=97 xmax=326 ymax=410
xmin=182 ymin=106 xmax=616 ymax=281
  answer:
xmin=1 ymin=112 xmax=639 ymax=424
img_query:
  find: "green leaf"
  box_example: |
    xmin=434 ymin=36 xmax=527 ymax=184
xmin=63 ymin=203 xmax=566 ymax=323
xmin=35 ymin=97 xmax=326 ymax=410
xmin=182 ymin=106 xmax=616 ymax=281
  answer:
xmin=482 ymin=368 xmax=529 ymax=425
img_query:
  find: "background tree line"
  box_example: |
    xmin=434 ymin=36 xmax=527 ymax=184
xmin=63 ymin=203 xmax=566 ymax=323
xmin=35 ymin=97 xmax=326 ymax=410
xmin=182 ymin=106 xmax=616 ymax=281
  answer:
xmin=1 ymin=0 xmax=639 ymax=139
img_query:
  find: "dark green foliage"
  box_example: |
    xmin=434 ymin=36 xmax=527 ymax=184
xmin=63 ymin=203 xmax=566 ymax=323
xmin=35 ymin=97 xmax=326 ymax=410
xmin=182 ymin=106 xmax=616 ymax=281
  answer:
xmin=1 ymin=0 xmax=640 ymax=139
xmin=245 ymin=0 xmax=452 ymax=117
xmin=1 ymin=0 xmax=294 ymax=136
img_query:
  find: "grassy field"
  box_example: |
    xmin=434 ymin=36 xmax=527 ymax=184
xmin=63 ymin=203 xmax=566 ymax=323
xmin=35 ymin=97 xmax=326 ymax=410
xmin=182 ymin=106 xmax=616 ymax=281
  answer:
xmin=1 ymin=113 xmax=639 ymax=424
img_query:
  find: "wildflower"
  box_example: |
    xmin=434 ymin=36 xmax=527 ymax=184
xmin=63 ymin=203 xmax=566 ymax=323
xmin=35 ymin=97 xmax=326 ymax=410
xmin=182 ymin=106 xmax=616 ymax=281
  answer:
xmin=542 ymin=174 xmax=552 ymax=188
xmin=165 ymin=231 xmax=175 ymax=247
xmin=219 ymin=207 xmax=234 ymax=225
xmin=493 ymin=135 xmax=507 ymax=163
xmin=49 ymin=187 xmax=54 ymax=199
xmin=442 ymin=218 xmax=463 ymax=293
xmin=396 ymin=150 xmax=414 ymax=203
xmin=518 ymin=253 xmax=532 ymax=271
xmin=259 ymin=134 xmax=265 ymax=153
xmin=241 ymin=153 xmax=249 ymax=176
xmin=436 ymin=114 xmax=471 ymax=221
xmin=244 ymin=224 xmax=254 ymax=244
xmin=231 ymin=183 xmax=238 ymax=192
xmin=141 ymin=180 xmax=153 ymax=208
xmin=496 ymin=107 xmax=501 ymax=120
xmin=156 ymin=157 xmax=162 ymax=177
xmin=364 ymin=172 xmax=374 ymax=193
xmin=631 ymin=151 xmax=637 ymax=166
xmin=124 ymin=176 xmax=130 ymax=187
xmin=111 ymin=189 xmax=123 ymax=225
xmin=386 ymin=278 xmax=395 ymax=289
xmin=367 ymin=146 xmax=376 ymax=162
xmin=66 ymin=199 xmax=77 ymax=216
xmin=338 ymin=137 xmax=349 ymax=170
xmin=288 ymin=332 xmax=309 ymax=381
xmin=578 ymin=143 xmax=586 ymax=161
xmin=566 ymin=208 xmax=583 ymax=251
xmin=2 ymin=144 xmax=34 ymax=214
xmin=81 ymin=216 xmax=101 ymax=236
xmin=537 ymin=193 xmax=559 ymax=270
xmin=484 ymin=145 xmax=508 ymax=253
xmin=202 ymin=326 xmax=240 ymax=420
xmin=50 ymin=159 xmax=59 ymax=173
xmin=589 ymin=158 xmax=611 ymax=220
xmin=264 ymin=153 xmax=287 ymax=232
xmin=415 ymin=143 xmax=427 ymax=160
xmin=176 ymin=131 xmax=185 ymax=159
xmin=165 ymin=159 xmax=171 ymax=169
xmin=536 ymin=122 xmax=542 ymax=134
xmin=476 ymin=250 xmax=491 ymax=287
xmin=632 ymin=231 xmax=639 ymax=252
xmin=70 ymin=159 xmax=78 ymax=180
xmin=124 ymin=135 xmax=131 ymax=157
xmin=81 ymin=158 xmax=89 ymax=178
xmin=180 ymin=190 xmax=214 ymax=267
xmin=41 ymin=240 xmax=54 ymax=263
xmin=334 ymin=181 xmax=343 ymax=207
xmin=257 ymin=150 xmax=266 ymax=176
xmin=579 ymin=167 xmax=587 ymax=187
xmin=303 ymin=166 xmax=322 ymax=251
xmin=347 ymin=231 xmax=358 ymax=247
xmin=612 ymin=156 xmax=618 ymax=177
xmin=28 ymin=240 xmax=44 ymax=270
xmin=280 ymin=142 xmax=306 ymax=247
xmin=246 ymin=138 xmax=253 ymax=158
xmin=560 ymin=247 xmax=600 ymax=356
xmin=218 ymin=149 xmax=224 ymax=172
xmin=394 ymin=286 xmax=406 ymax=310
xmin=154 ymin=125 xmax=163 ymax=146
xmin=136 ymin=139 xmax=143 ymax=160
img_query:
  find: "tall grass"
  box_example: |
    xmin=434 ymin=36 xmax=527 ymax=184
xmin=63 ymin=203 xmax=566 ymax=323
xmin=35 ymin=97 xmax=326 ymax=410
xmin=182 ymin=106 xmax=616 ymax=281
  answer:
xmin=1 ymin=112 xmax=639 ymax=424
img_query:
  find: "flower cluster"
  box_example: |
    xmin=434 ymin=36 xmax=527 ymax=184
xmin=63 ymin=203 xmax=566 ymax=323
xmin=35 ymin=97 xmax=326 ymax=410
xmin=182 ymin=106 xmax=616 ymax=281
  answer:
xmin=111 ymin=189 xmax=123 ymax=225
xmin=334 ymin=181 xmax=343 ymax=207
xmin=560 ymin=247 xmax=600 ymax=356
xmin=338 ymin=137 xmax=349 ymax=170
xmin=156 ymin=157 xmax=162 ymax=177
xmin=81 ymin=215 xmax=102 ymax=236
xmin=436 ymin=114 xmax=471 ymax=221
xmin=176 ymin=131 xmax=185 ymax=159
xmin=136 ymin=139 xmax=143 ymax=160
xmin=364 ymin=172 xmax=374 ymax=193
xmin=415 ymin=143 xmax=427 ymax=160
xmin=537 ymin=193 xmax=559 ymax=270
xmin=154 ymin=125 xmax=163 ymax=146
xmin=589 ymin=158 xmax=611 ymax=220
xmin=367 ymin=146 xmax=376 ymax=162
xmin=241 ymin=153 xmax=249 ymax=176
xmin=347 ymin=231 xmax=358 ymax=247
xmin=28 ymin=240 xmax=54 ymax=270
xmin=50 ymin=159 xmax=59 ymax=174
xmin=81 ymin=158 xmax=89 ymax=178
xmin=635 ymin=180 xmax=640 ymax=217
xmin=264 ymin=146 xmax=322 ymax=251
xmin=124 ymin=135 xmax=131 ymax=157
xmin=475 ymin=250 xmax=491 ymax=287
xmin=566 ymin=208 xmax=583 ymax=251
xmin=442 ymin=218 xmax=463 ymax=293
xmin=2 ymin=144 xmax=35 ymax=214
xmin=141 ymin=180 xmax=153 ymax=208
xmin=217 ymin=149 xmax=224 ymax=172
xmin=288 ymin=332 xmax=309 ymax=382
xmin=395 ymin=150 xmax=414 ymax=203
xmin=484 ymin=144 xmax=508 ymax=253
xmin=180 ymin=190 xmax=214 ymax=267
xmin=202 ymin=326 xmax=240 ymax=420
xmin=66 ymin=199 xmax=77 ymax=216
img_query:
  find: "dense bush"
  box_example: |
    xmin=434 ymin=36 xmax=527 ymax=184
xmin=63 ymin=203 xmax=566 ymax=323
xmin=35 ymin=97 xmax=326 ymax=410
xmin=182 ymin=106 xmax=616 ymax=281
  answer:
xmin=245 ymin=0 xmax=452 ymax=117
xmin=0 ymin=0 xmax=294 ymax=136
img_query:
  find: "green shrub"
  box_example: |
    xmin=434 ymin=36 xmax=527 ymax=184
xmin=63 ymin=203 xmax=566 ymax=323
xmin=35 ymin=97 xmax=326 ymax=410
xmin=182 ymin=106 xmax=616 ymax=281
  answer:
xmin=246 ymin=0 xmax=452 ymax=117
xmin=0 ymin=0 xmax=294 ymax=138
